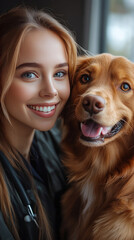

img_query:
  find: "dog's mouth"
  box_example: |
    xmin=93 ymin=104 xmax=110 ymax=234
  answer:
xmin=80 ymin=119 xmax=125 ymax=143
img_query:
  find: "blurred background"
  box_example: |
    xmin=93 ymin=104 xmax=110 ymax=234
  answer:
xmin=1 ymin=0 xmax=134 ymax=61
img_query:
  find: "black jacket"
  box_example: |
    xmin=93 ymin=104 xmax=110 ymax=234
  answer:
xmin=0 ymin=122 xmax=67 ymax=240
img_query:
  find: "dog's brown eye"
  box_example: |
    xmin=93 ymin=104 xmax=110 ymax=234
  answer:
xmin=120 ymin=82 xmax=131 ymax=92
xmin=80 ymin=74 xmax=91 ymax=84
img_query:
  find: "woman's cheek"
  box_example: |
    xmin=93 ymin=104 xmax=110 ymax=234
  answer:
xmin=58 ymin=80 xmax=70 ymax=102
xmin=5 ymin=81 xmax=35 ymax=104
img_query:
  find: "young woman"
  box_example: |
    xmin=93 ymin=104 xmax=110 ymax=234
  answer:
xmin=0 ymin=6 xmax=77 ymax=240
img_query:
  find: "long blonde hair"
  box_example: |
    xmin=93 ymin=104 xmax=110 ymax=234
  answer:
xmin=0 ymin=6 xmax=77 ymax=240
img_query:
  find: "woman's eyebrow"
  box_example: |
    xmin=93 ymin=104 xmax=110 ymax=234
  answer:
xmin=16 ymin=62 xmax=41 ymax=69
xmin=16 ymin=62 xmax=68 ymax=70
xmin=55 ymin=63 xmax=68 ymax=68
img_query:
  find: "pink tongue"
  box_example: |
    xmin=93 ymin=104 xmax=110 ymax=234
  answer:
xmin=81 ymin=121 xmax=111 ymax=138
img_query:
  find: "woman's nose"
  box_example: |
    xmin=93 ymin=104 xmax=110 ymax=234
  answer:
xmin=39 ymin=78 xmax=58 ymax=98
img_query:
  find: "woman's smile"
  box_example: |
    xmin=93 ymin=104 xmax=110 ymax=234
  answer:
xmin=27 ymin=102 xmax=59 ymax=118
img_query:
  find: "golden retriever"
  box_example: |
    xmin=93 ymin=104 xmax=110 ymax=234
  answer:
xmin=61 ymin=53 xmax=134 ymax=240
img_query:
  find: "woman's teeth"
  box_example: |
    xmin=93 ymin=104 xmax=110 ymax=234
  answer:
xmin=29 ymin=105 xmax=55 ymax=113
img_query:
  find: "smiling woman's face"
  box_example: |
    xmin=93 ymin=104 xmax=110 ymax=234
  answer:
xmin=4 ymin=28 xmax=70 ymax=132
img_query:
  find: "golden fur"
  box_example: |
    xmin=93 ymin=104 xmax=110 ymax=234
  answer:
xmin=61 ymin=53 xmax=134 ymax=240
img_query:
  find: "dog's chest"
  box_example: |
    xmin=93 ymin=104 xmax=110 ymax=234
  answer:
xmin=81 ymin=181 xmax=95 ymax=215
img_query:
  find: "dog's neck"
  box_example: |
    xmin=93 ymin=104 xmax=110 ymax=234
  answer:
xmin=62 ymin=124 xmax=134 ymax=183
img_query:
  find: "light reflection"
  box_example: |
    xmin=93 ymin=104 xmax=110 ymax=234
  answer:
xmin=106 ymin=0 xmax=134 ymax=61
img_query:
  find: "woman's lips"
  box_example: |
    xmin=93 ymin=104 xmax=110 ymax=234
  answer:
xmin=27 ymin=103 xmax=59 ymax=118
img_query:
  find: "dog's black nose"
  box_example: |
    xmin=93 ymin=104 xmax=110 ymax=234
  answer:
xmin=82 ymin=95 xmax=105 ymax=114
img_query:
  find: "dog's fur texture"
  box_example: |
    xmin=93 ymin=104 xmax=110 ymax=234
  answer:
xmin=61 ymin=53 xmax=134 ymax=240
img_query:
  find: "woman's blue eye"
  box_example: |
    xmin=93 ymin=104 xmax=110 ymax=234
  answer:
xmin=54 ymin=71 xmax=65 ymax=78
xmin=22 ymin=72 xmax=36 ymax=79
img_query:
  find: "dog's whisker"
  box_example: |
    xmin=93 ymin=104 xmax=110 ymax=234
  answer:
xmin=121 ymin=118 xmax=133 ymax=132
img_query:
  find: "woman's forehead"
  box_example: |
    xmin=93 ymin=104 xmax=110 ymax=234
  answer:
xmin=17 ymin=29 xmax=68 ymax=68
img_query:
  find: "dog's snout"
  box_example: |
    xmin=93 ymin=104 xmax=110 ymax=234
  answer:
xmin=82 ymin=95 xmax=105 ymax=114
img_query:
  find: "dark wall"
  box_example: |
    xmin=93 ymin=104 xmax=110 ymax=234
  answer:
xmin=1 ymin=0 xmax=92 ymax=48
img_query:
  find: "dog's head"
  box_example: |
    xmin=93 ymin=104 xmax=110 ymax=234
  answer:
xmin=65 ymin=53 xmax=134 ymax=147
